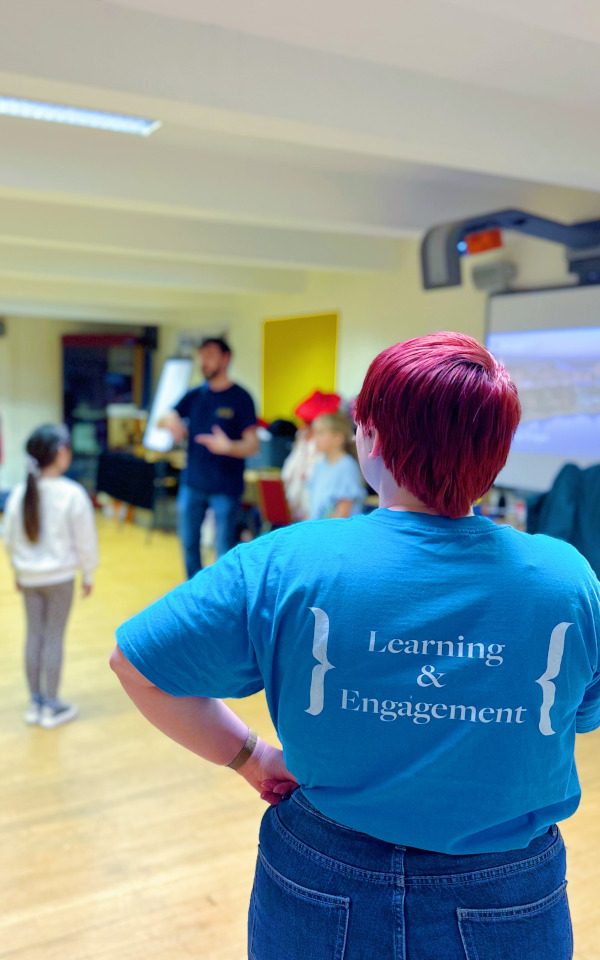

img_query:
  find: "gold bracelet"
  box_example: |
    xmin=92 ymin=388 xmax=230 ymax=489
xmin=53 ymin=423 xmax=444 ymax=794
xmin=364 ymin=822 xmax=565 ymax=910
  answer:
xmin=226 ymin=729 xmax=258 ymax=771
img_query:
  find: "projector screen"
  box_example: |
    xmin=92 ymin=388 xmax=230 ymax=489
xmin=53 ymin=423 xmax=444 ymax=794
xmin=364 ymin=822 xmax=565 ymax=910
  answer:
xmin=486 ymin=286 xmax=600 ymax=492
xmin=143 ymin=357 xmax=193 ymax=453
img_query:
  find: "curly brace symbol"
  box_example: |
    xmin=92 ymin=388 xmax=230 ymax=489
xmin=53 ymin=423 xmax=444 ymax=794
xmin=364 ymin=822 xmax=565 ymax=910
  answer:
xmin=536 ymin=622 xmax=572 ymax=736
xmin=305 ymin=607 xmax=335 ymax=716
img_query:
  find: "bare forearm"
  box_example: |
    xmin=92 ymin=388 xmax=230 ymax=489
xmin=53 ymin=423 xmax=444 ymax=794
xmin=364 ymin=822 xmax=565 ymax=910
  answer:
xmin=157 ymin=411 xmax=176 ymax=429
xmin=110 ymin=645 xmax=300 ymax=802
xmin=158 ymin=412 xmax=187 ymax=442
xmin=110 ymin=646 xmax=247 ymax=764
xmin=224 ymin=436 xmax=260 ymax=459
xmin=194 ymin=427 xmax=259 ymax=458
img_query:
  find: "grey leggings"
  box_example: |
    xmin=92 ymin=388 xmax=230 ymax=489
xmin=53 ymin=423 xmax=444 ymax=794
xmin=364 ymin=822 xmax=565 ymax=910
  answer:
xmin=22 ymin=580 xmax=74 ymax=701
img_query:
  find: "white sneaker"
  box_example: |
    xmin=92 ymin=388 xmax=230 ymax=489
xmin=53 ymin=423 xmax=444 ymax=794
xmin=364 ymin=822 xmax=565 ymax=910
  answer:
xmin=24 ymin=701 xmax=41 ymax=724
xmin=40 ymin=703 xmax=78 ymax=729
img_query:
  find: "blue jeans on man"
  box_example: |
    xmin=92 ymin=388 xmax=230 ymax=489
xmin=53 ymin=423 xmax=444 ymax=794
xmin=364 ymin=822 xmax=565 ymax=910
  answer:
xmin=177 ymin=484 xmax=238 ymax=578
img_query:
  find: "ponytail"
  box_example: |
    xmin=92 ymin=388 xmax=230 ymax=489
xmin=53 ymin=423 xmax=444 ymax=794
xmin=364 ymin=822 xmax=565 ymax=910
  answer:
xmin=23 ymin=472 xmax=41 ymax=543
xmin=22 ymin=423 xmax=71 ymax=543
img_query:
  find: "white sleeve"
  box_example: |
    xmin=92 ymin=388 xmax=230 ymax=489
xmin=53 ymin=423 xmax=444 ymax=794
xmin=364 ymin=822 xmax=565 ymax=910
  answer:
xmin=70 ymin=488 xmax=99 ymax=584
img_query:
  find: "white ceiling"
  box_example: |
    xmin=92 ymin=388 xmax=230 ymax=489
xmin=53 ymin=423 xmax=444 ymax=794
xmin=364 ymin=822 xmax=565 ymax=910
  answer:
xmin=1 ymin=0 xmax=600 ymax=323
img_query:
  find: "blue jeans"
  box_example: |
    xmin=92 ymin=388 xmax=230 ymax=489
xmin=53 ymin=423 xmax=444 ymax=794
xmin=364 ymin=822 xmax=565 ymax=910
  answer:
xmin=248 ymin=790 xmax=572 ymax=960
xmin=176 ymin=484 xmax=238 ymax=578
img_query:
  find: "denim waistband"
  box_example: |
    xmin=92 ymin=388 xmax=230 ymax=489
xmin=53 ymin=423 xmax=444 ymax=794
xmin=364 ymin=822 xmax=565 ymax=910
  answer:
xmin=275 ymin=789 xmax=562 ymax=882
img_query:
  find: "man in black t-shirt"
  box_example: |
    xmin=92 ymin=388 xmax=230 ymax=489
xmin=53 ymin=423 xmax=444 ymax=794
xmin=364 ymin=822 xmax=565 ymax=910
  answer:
xmin=161 ymin=338 xmax=258 ymax=578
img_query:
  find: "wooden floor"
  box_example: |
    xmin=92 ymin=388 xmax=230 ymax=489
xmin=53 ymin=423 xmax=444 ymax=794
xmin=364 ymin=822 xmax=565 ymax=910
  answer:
xmin=1 ymin=517 xmax=598 ymax=959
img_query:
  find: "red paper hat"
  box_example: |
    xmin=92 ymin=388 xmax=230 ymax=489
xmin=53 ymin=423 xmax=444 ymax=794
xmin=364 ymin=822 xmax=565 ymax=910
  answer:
xmin=294 ymin=390 xmax=341 ymax=424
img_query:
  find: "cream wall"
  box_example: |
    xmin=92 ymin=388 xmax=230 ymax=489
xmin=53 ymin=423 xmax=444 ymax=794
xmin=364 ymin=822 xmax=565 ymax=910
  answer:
xmin=150 ymin=239 xmax=488 ymax=414
xmin=223 ymin=239 xmax=487 ymax=409
xmin=0 ymin=235 xmax=575 ymax=489
xmin=220 ymin=235 xmax=576 ymax=411
xmin=0 ymin=316 xmax=91 ymax=488
xmin=0 ymin=316 xmax=148 ymax=489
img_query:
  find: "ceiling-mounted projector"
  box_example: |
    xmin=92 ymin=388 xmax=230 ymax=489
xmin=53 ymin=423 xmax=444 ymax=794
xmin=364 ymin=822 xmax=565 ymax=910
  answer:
xmin=421 ymin=209 xmax=600 ymax=290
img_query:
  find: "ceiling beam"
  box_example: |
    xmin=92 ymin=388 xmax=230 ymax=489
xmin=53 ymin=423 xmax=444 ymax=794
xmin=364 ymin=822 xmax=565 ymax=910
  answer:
xmin=0 ymin=196 xmax=403 ymax=271
xmin=0 ymin=273 xmax=255 ymax=315
xmin=0 ymin=242 xmax=309 ymax=294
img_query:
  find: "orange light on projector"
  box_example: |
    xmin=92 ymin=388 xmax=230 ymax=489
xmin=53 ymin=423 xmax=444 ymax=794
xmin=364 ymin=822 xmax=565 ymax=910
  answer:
xmin=465 ymin=229 xmax=503 ymax=255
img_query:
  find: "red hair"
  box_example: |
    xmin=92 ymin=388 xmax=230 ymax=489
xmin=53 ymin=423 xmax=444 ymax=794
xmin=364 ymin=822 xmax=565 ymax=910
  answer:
xmin=354 ymin=332 xmax=521 ymax=518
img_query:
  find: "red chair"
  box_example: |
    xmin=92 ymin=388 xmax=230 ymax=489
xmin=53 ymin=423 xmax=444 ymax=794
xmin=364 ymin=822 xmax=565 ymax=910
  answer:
xmin=256 ymin=476 xmax=293 ymax=529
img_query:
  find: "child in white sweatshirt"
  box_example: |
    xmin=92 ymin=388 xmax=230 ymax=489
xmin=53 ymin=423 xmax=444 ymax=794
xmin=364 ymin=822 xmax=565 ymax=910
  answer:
xmin=4 ymin=424 xmax=98 ymax=728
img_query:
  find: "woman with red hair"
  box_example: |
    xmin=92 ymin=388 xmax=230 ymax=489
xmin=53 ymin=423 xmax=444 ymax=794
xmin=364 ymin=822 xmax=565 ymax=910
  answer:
xmin=354 ymin=330 xmax=521 ymax=518
xmin=112 ymin=332 xmax=598 ymax=959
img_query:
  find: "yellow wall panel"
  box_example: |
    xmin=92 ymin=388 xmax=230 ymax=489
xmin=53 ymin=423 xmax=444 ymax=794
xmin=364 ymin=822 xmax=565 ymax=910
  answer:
xmin=262 ymin=312 xmax=338 ymax=421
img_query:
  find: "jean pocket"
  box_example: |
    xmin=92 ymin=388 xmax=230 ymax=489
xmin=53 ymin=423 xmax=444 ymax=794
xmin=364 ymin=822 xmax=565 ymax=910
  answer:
xmin=458 ymin=882 xmax=572 ymax=960
xmin=248 ymin=849 xmax=349 ymax=960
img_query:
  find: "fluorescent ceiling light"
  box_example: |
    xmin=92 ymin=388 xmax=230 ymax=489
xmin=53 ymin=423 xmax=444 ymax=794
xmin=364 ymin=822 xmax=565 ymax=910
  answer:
xmin=0 ymin=96 xmax=161 ymax=136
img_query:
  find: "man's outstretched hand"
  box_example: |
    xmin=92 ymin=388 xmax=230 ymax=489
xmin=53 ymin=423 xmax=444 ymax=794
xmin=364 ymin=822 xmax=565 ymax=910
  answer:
xmin=195 ymin=425 xmax=233 ymax=456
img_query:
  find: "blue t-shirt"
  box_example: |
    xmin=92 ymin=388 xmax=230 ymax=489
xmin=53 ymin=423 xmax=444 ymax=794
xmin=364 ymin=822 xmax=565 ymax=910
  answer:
xmin=309 ymin=454 xmax=365 ymax=519
xmin=116 ymin=509 xmax=600 ymax=854
xmin=175 ymin=383 xmax=256 ymax=497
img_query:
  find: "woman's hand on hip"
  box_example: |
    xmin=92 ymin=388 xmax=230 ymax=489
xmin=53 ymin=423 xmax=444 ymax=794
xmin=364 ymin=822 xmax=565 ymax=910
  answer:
xmin=237 ymin=738 xmax=299 ymax=805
